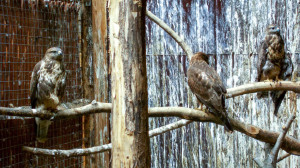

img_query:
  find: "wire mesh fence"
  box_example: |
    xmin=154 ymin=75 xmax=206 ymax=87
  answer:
xmin=0 ymin=0 xmax=84 ymax=167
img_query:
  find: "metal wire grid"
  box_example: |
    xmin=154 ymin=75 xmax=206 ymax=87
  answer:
xmin=0 ymin=118 xmax=83 ymax=168
xmin=0 ymin=0 xmax=83 ymax=167
xmin=0 ymin=0 xmax=82 ymax=108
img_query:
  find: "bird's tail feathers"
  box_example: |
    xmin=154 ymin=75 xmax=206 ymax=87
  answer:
xmin=218 ymin=111 xmax=234 ymax=133
xmin=35 ymin=117 xmax=52 ymax=143
xmin=271 ymin=91 xmax=286 ymax=116
xmin=222 ymin=117 xmax=234 ymax=133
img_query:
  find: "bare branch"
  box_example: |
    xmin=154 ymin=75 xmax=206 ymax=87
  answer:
xmin=149 ymin=119 xmax=192 ymax=137
xmin=268 ymin=114 xmax=296 ymax=167
xmin=254 ymin=157 xmax=264 ymax=168
xmin=149 ymin=107 xmax=300 ymax=156
xmin=226 ymin=81 xmax=300 ymax=98
xmin=253 ymin=114 xmax=295 ymax=168
xmin=22 ymin=144 xmax=112 ymax=157
xmin=0 ymin=102 xmax=111 ymax=119
xmin=277 ymin=153 xmax=291 ymax=163
xmin=1 ymin=81 xmax=299 ymax=118
xmin=145 ymin=10 xmax=193 ymax=60
xmin=23 ymin=119 xmax=192 ymax=156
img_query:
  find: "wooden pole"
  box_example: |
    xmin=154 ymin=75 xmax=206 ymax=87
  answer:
xmin=91 ymin=0 xmax=111 ymax=167
xmin=110 ymin=0 xmax=150 ymax=167
xmin=80 ymin=0 xmax=97 ymax=167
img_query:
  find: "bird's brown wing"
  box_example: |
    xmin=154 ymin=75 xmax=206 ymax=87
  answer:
xmin=30 ymin=61 xmax=42 ymax=108
xmin=187 ymin=61 xmax=225 ymax=112
xmin=257 ymin=41 xmax=268 ymax=82
xmin=271 ymin=55 xmax=293 ymax=115
xmin=56 ymin=65 xmax=66 ymax=101
xmin=187 ymin=61 xmax=233 ymax=131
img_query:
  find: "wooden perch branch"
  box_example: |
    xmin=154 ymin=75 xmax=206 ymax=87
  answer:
xmin=22 ymin=144 xmax=112 ymax=157
xmin=149 ymin=107 xmax=300 ymax=156
xmin=1 ymin=81 xmax=299 ymax=118
xmin=269 ymin=114 xmax=295 ymax=163
xmin=254 ymin=114 xmax=296 ymax=168
xmin=149 ymin=119 xmax=192 ymax=137
xmin=0 ymin=102 xmax=111 ymax=119
xmin=146 ymin=10 xmax=194 ymax=60
xmin=23 ymin=119 xmax=192 ymax=156
xmin=277 ymin=153 xmax=291 ymax=163
xmin=226 ymin=81 xmax=300 ymax=98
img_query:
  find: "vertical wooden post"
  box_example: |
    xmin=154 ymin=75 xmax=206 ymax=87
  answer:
xmin=92 ymin=0 xmax=111 ymax=167
xmin=110 ymin=0 xmax=150 ymax=167
xmin=80 ymin=0 xmax=99 ymax=167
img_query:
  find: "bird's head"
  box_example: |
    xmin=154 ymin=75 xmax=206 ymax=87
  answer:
xmin=45 ymin=47 xmax=63 ymax=61
xmin=266 ymin=24 xmax=280 ymax=35
xmin=191 ymin=52 xmax=209 ymax=64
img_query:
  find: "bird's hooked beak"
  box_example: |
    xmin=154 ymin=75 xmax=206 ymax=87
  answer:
xmin=57 ymin=50 xmax=63 ymax=61
xmin=274 ymin=27 xmax=280 ymax=33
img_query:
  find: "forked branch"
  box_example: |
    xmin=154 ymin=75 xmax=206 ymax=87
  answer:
xmin=1 ymin=81 xmax=299 ymax=118
xmin=23 ymin=119 xmax=192 ymax=156
xmin=149 ymin=107 xmax=300 ymax=156
xmin=146 ymin=10 xmax=193 ymax=60
xmin=254 ymin=113 xmax=296 ymax=168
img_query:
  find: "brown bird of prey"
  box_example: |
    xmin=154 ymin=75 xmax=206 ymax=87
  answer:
xmin=187 ymin=52 xmax=233 ymax=132
xmin=30 ymin=47 xmax=66 ymax=142
xmin=256 ymin=24 xmax=293 ymax=115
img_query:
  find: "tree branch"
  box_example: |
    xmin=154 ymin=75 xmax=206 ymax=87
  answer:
xmin=254 ymin=114 xmax=295 ymax=168
xmin=0 ymin=101 xmax=111 ymax=119
xmin=149 ymin=107 xmax=300 ymax=156
xmin=277 ymin=153 xmax=291 ymax=163
xmin=1 ymin=84 xmax=299 ymax=156
xmin=254 ymin=158 xmax=264 ymax=168
xmin=149 ymin=119 xmax=192 ymax=137
xmin=226 ymin=81 xmax=300 ymax=98
xmin=1 ymin=81 xmax=298 ymax=118
xmin=268 ymin=114 xmax=295 ymax=167
xmin=22 ymin=144 xmax=112 ymax=157
xmin=23 ymin=119 xmax=192 ymax=156
xmin=145 ymin=10 xmax=194 ymax=60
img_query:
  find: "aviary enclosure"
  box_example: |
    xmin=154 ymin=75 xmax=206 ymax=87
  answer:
xmin=0 ymin=0 xmax=299 ymax=167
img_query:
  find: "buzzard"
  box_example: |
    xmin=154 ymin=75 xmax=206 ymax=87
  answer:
xmin=30 ymin=47 xmax=66 ymax=143
xmin=187 ymin=52 xmax=233 ymax=132
xmin=256 ymin=24 xmax=293 ymax=115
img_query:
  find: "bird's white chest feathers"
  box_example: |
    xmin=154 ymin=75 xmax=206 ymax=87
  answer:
xmin=38 ymin=60 xmax=63 ymax=85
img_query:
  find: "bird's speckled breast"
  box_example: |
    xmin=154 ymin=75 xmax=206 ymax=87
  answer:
xmin=266 ymin=35 xmax=285 ymax=61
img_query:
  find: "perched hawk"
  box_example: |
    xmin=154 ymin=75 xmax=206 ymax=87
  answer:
xmin=30 ymin=47 xmax=66 ymax=143
xmin=256 ymin=24 xmax=293 ymax=115
xmin=187 ymin=52 xmax=233 ymax=132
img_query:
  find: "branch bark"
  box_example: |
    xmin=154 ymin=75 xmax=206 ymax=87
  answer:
xmin=268 ymin=114 xmax=296 ymax=165
xmin=277 ymin=153 xmax=291 ymax=163
xmin=145 ymin=10 xmax=193 ymax=60
xmin=149 ymin=107 xmax=300 ymax=156
xmin=254 ymin=114 xmax=296 ymax=168
xmin=23 ymin=119 xmax=192 ymax=156
xmin=1 ymin=81 xmax=299 ymax=118
xmin=22 ymin=144 xmax=112 ymax=157
xmin=226 ymin=81 xmax=300 ymax=98
xmin=22 ymin=106 xmax=300 ymax=156
xmin=149 ymin=119 xmax=192 ymax=137
xmin=0 ymin=101 xmax=111 ymax=119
